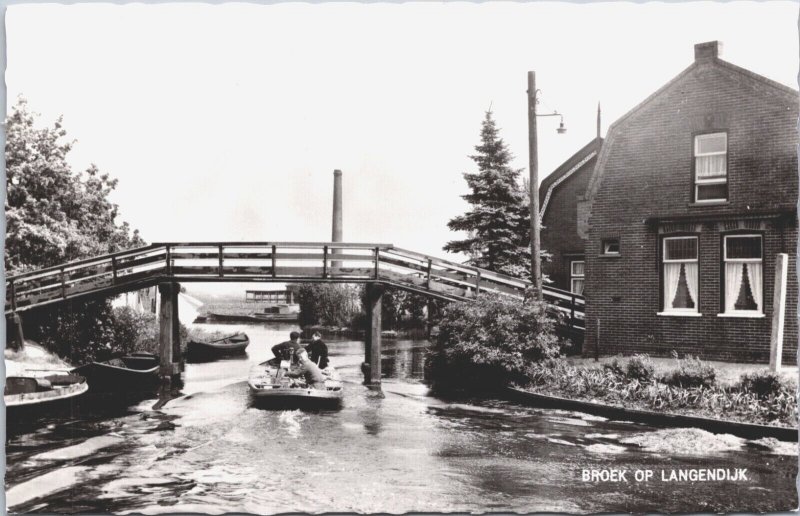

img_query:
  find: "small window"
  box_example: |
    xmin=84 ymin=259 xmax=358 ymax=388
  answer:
xmin=663 ymin=236 xmax=698 ymax=313
xmin=570 ymin=260 xmax=585 ymax=295
xmin=602 ymin=239 xmax=620 ymax=255
xmin=694 ymin=133 xmax=727 ymax=202
xmin=723 ymin=235 xmax=762 ymax=314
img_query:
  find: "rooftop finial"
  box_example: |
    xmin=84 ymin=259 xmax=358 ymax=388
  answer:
xmin=596 ymin=102 xmax=602 ymax=139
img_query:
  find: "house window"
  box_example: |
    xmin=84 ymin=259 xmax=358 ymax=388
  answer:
xmin=694 ymin=132 xmax=727 ymax=202
xmin=602 ymin=239 xmax=620 ymax=255
xmin=570 ymin=260 xmax=585 ymax=295
xmin=723 ymin=235 xmax=763 ymax=314
xmin=663 ymin=236 xmax=698 ymax=312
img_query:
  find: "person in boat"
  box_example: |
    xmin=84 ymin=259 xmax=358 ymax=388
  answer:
xmin=286 ymin=348 xmax=327 ymax=389
xmin=306 ymin=331 xmax=329 ymax=369
xmin=271 ymin=331 xmax=303 ymax=363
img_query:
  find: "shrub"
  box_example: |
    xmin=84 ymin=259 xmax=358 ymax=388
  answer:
xmin=602 ymin=356 xmax=625 ymax=377
xmin=739 ymin=371 xmax=789 ymax=399
xmin=293 ymin=283 xmax=362 ymax=327
xmin=426 ymin=291 xmax=560 ymax=390
xmin=625 ymin=354 xmax=655 ymax=383
xmin=662 ymin=353 xmax=716 ymax=389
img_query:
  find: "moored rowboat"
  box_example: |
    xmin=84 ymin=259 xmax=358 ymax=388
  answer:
xmin=71 ymin=352 xmax=160 ymax=392
xmin=187 ymin=332 xmax=250 ymax=360
xmin=5 ymin=373 xmax=88 ymax=409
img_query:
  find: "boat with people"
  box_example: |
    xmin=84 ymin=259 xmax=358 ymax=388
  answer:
xmin=5 ymin=371 xmax=89 ymax=412
xmin=186 ymin=332 xmax=250 ymax=361
xmin=71 ymin=352 xmax=160 ymax=393
xmin=248 ymin=357 xmax=343 ymax=408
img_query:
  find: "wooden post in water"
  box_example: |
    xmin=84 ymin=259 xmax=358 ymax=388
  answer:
xmin=6 ymin=312 xmax=25 ymax=351
xmin=364 ymin=282 xmax=383 ymax=385
xmin=770 ymin=253 xmax=788 ymax=371
xmin=158 ymin=282 xmax=181 ymax=382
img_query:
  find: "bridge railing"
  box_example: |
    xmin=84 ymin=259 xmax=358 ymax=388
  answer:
xmin=5 ymin=242 xmax=584 ymax=331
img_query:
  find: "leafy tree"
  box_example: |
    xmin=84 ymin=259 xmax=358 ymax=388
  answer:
xmin=356 ymin=287 xmax=434 ymax=330
xmin=5 ymin=97 xmax=144 ymax=274
xmin=6 ymin=98 xmax=145 ymax=362
xmin=294 ymin=283 xmax=362 ymax=327
xmin=444 ymin=110 xmax=531 ymax=278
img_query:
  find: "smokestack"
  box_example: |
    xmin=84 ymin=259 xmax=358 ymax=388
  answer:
xmin=332 ymin=170 xmax=343 ymax=268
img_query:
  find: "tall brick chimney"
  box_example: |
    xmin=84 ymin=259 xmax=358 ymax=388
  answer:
xmin=695 ymin=41 xmax=722 ymax=61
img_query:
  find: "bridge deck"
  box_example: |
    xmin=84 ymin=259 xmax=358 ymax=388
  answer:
xmin=5 ymin=242 xmax=584 ymax=331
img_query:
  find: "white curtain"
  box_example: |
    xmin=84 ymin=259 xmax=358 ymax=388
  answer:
xmin=572 ymin=279 xmax=584 ymax=295
xmin=684 ymin=263 xmax=699 ymax=308
xmin=725 ymin=262 xmax=744 ymax=312
xmin=696 ymin=155 xmax=726 ymax=178
xmin=746 ymin=263 xmax=763 ymax=311
xmin=664 ymin=263 xmax=682 ymax=309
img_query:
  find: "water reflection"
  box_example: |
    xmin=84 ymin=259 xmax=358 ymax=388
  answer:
xmin=381 ymin=340 xmax=427 ymax=380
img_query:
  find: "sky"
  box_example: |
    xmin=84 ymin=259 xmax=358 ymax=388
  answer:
xmin=6 ymin=2 xmax=799 ymax=267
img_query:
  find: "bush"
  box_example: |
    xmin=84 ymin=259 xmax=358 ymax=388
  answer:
xmin=524 ymin=358 xmax=797 ymax=426
xmin=602 ymin=356 xmax=625 ymax=377
xmin=426 ymin=291 xmax=560 ymax=390
xmin=740 ymin=371 xmax=789 ymax=399
xmin=293 ymin=283 xmax=362 ymax=327
xmin=625 ymin=354 xmax=656 ymax=383
xmin=663 ymin=353 xmax=716 ymax=389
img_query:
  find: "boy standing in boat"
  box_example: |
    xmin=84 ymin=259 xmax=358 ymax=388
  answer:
xmin=286 ymin=348 xmax=327 ymax=389
xmin=306 ymin=331 xmax=329 ymax=369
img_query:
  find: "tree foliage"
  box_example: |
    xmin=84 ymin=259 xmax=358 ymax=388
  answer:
xmin=5 ymin=97 xmax=144 ymax=274
xmin=6 ymin=98 xmax=146 ymax=363
xmin=426 ymin=291 xmax=560 ymax=390
xmin=294 ymin=283 xmax=362 ymax=327
xmin=444 ymin=110 xmax=531 ymax=278
xmin=356 ymin=287 xmax=433 ymax=330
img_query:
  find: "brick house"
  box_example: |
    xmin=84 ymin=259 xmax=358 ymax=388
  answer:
xmin=539 ymin=137 xmax=602 ymax=293
xmin=579 ymin=41 xmax=798 ymax=363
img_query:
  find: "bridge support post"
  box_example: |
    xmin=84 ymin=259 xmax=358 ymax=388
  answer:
xmin=6 ymin=312 xmax=25 ymax=351
xmin=363 ymin=283 xmax=383 ymax=386
xmin=158 ymin=282 xmax=182 ymax=384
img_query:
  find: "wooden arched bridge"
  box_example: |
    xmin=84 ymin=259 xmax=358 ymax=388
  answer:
xmin=5 ymin=242 xmax=584 ymax=385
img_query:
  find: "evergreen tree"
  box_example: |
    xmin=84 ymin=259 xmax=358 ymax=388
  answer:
xmin=444 ymin=110 xmax=531 ymax=278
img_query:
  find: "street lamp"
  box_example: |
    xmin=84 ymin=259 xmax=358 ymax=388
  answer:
xmin=527 ymin=71 xmax=566 ymax=301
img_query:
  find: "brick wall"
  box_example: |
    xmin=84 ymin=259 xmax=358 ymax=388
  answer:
xmin=584 ymin=58 xmax=798 ymax=364
xmin=540 ymin=141 xmax=599 ymax=291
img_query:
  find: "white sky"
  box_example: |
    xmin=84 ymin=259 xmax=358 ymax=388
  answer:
xmin=6 ymin=2 xmax=798 ymax=265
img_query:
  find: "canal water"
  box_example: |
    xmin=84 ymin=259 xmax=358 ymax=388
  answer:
xmin=5 ymin=322 xmax=798 ymax=514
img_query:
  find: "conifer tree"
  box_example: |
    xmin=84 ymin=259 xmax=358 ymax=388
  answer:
xmin=444 ymin=111 xmax=531 ymax=278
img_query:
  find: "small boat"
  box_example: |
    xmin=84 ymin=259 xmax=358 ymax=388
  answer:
xmin=71 ymin=352 xmax=160 ymax=393
xmin=248 ymin=359 xmax=343 ymax=408
xmin=247 ymin=312 xmax=299 ymax=322
xmin=187 ymin=332 xmax=249 ymax=361
xmin=5 ymin=372 xmax=88 ymax=410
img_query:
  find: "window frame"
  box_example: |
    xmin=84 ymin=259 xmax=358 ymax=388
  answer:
xmin=601 ymin=238 xmax=620 ymax=256
xmin=693 ymin=131 xmax=728 ymax=203
xmin=570 ymin=260 xmax=585 ymax=295
xmin=661 ymin=235 xmax=700 ymax=314
xmin=721 ymin=233 xmax=764 ymax=316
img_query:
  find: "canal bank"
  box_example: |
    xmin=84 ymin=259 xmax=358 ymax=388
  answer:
xmin=5 ymin=323 xmax=798 ymax=514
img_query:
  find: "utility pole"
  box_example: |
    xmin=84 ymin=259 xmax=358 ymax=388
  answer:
xmin=527 ymin=71 xmax=542 ymax=301
xmin=527 ymin=71 xmax=566 ymax=301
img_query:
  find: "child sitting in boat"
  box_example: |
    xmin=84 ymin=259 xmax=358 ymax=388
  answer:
xmin=285 ymin=348 xmax=327 ymax=389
